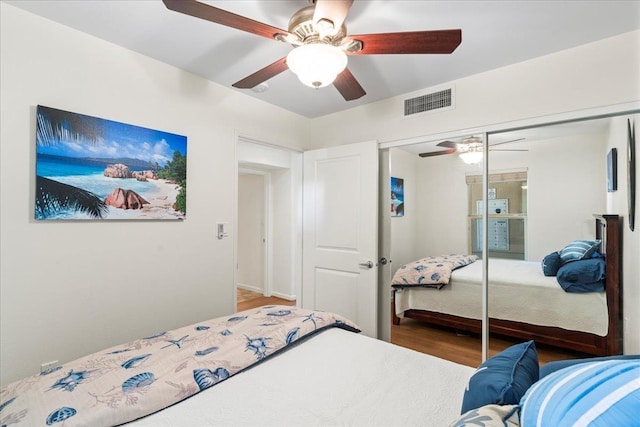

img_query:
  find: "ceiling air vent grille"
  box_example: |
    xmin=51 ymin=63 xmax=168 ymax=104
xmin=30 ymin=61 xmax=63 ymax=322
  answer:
xmin=404 ymin=88 xmax=453 ymax=116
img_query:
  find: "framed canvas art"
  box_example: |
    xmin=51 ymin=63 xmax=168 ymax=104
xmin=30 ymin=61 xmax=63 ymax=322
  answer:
xmin=35 ymin=105 xmax=187 ymax=220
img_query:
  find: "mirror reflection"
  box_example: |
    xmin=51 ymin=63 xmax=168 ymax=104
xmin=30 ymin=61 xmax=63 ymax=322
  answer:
xmin=390 ymin=114 xmax=627 ymax=365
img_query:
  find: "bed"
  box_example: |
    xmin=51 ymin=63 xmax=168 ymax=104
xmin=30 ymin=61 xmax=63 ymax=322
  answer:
xmin=0 ymin=305 xmax=474 ymax=426
xmin=2 ymin=304 xmax=636 ymax=427
xmin=392 ymin=214 xmax=623 ymax=356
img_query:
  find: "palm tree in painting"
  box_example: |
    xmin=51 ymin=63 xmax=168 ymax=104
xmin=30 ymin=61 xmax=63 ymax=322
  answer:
xmin=35 ymin=106 xmax=108 ymax=219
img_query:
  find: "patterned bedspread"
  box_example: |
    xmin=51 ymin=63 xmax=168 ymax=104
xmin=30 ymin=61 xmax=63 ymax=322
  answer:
xmin=0 ymin=306 xmax=359 ymax=426
xmin=391 ymin=254 xmax=479 ymax=290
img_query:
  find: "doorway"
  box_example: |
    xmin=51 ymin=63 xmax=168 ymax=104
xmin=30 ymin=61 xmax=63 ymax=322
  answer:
xmin=237 ymin=170 xmax=268 ymax=299
xmin=235 ymin=137 xmax=303 ymax=312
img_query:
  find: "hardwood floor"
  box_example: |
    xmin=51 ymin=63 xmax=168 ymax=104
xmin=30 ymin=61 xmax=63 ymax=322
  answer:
xmin=237 ymin=289 xmax=296 ymax=312
xmin=391 ymin=317 xmax=589 ymax=368
xmin=236 ymin=290 xmax=585 ymax=368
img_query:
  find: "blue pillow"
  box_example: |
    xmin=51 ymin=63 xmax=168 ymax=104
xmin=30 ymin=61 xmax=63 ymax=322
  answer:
xmin=461 ymin=340 xmax=539 ymax=413
xmin=556 ymin=258 xmax=606 ymax=293
xmin=541 ymin=251 xmax=562 ymax=276
xmin=540 ymin=355 xmax=640 ymax=378
xmin=559 ymin=239 xmax=601 ymax=263
xmin=520 ymin=360 xmax=640 ymax=427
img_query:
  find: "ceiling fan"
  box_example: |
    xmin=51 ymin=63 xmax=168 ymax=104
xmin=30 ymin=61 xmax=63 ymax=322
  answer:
xmin=162 ymin=0 xmax=462 ymax=101
xmin=419 ymin=136 xmax=527 ymax=164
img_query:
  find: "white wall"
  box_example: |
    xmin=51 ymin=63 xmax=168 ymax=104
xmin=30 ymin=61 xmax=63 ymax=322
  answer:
xmin=309 ymin=30 xmax=640 ymax=149
xmin=606 ymin=114 xmax=640 ymax=353
xmin=237 ymin=173 xmax=265 ymax=292
xmin=524 ymin=134 xmax=607 ymax=260
xmin=0 ymin=3 xmax=308 ymax=386
xmin=389 ymin=149 xmax=419 ymax=270
xmin=415 ymin=154 xmax=477 ymax=257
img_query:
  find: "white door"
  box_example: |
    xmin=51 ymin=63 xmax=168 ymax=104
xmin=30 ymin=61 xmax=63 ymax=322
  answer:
xmin=302 ymin=141 xmax=378 ymax=337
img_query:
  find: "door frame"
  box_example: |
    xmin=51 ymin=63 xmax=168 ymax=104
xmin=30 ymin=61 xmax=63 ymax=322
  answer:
xmin=234 ymin=134 xmax=303 ymax=310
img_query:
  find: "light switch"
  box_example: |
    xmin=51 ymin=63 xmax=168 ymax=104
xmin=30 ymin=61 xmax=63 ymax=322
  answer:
xmin=217 ymin=222 xmax=229 ymax=239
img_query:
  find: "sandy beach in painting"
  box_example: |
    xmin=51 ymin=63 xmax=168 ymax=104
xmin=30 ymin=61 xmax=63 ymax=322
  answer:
xmin=105 ymin=178 xmax=184 ymax=220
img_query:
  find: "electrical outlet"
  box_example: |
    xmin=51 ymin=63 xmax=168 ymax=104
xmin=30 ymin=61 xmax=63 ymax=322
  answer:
xmin=40 ymin=360 xmax=60 ymax=374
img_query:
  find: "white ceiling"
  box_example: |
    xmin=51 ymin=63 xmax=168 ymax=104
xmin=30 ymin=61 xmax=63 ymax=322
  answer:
xmin=5 ymin=0 xmax=640 ymax=118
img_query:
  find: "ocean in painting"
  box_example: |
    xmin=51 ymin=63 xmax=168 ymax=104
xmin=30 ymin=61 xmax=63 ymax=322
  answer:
xmin=36 ymin=154 xmax=178 ymax=220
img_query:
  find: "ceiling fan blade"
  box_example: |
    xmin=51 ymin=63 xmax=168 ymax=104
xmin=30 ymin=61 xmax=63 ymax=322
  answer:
xmin=232 ymin=57 xmax=289 ymax=89
xmin=489 ymin=137 xmax=526 ymax=147
xmin=436 ymin=140 xmax=462 ymax=149
xmin=333 ymin=68 xmax=366 ymax=101
xmin=162 ymin=0 xmax=289 ymax=40
xmin=313 ymin=0 xmax=353 ymax=36
xmin=347 ymin=29 xmax=461 ymax=55
xmin=419 ymin=148 xmax=457 ymax=158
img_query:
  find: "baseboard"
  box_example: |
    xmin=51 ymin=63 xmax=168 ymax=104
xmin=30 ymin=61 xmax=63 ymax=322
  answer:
xmin=271 ymin=291 xmax=296 ymax=301
xmin=237 ymin=283 xmax=262 ymax=294
xmin=237 ymin=284 xmax=296 ymax=301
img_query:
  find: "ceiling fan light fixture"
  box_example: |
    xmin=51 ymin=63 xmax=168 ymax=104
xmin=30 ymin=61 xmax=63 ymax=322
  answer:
xmin=459 ymin=149 xmax=483 ymax=164
xmin=286 ymin=43 xmax=347 ymax=88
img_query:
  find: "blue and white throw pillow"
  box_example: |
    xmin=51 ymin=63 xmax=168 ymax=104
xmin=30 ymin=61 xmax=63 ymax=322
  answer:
xmin=461 ymin=341 xmax=539 ymax=413
xmin=449 ymin=404 xmax=519 ymax=427
xmin=520 ymin=360 xmax=640 ymax=427
xmin=558 ymin=240 xmax=601 ymax=263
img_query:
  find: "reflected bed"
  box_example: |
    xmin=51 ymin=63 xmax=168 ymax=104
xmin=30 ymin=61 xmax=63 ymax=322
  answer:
xmin=393 ymin=214 xmax=622 ymax=356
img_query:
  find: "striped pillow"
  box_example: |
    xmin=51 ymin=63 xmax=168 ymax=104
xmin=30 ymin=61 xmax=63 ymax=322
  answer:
xmin=520 ymin=360 xmax=640 ymax=427
xmin=558 ymin=239 xmax=601 ymax=263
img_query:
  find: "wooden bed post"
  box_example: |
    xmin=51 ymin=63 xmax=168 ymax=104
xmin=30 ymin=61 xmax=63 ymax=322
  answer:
xmin=595 ymin=214 xmax=622 ymax=355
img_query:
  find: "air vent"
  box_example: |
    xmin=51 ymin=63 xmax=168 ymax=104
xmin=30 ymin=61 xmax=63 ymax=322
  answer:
xmin=404 ymin=87 xmax=453 ymax=116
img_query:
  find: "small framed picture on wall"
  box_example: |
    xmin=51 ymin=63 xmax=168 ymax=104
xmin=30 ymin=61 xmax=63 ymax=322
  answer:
xmin=607 ymin=148 xmax=617 ymax=192
xmin=391 ymin=177 xmax=404 ymax=217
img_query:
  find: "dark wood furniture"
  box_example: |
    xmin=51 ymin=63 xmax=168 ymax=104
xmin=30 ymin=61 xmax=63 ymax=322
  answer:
xmin=392 ymin=214 xmax=623 ymax=356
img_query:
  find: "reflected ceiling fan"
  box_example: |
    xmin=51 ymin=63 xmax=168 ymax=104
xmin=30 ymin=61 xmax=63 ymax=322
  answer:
xmin=419 ymin=136 xmax=527 ymax=164
xmin=162 ymin=0 xmax=462 ymax=101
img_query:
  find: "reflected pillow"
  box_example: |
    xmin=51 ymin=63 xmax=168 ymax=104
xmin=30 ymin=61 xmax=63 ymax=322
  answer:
xmin=541 ymin=251 xmax=562 ymax=276
xmin=520 ymin=360 xmax=640 ymax=427
xmin=461 ymin=340 xmax=539 ymax=414
xmin=559 ymin=239 xmax=601 ymax=263
xmin=556 ymin=258 xmax=606 ymax=293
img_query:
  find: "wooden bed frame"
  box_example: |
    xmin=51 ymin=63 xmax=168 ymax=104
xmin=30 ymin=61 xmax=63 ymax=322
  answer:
xmin=392 ymin=214 xmax=623 ymax=356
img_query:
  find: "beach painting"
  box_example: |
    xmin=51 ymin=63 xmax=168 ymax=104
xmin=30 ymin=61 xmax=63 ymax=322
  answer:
xmin=35 ymin=105 xmax=187 ymax=220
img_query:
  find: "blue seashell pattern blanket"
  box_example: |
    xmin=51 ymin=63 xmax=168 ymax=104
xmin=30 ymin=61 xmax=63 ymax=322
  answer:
xmin=391 ymin=254 xmax=479 ymax=289
xmin=0 ymin=306 xmax=359 ymax=426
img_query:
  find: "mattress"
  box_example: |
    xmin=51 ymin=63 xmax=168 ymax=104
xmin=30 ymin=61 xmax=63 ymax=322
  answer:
xmin=394 ymin=258 xmax=608 ymax=336
xmin=128 ymin=328 xmax=475 ymax=426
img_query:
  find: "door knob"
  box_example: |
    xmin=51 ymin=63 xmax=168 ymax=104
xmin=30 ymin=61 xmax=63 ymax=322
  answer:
xmin=359 ymin=261 xmax=374 ymax=269
xmin=379 ymin=257 xmax=388 ymax=265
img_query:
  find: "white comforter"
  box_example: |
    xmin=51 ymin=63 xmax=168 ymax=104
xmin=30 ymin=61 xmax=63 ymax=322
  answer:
xmin=128 ymin=328 xmax=475 ymax=427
